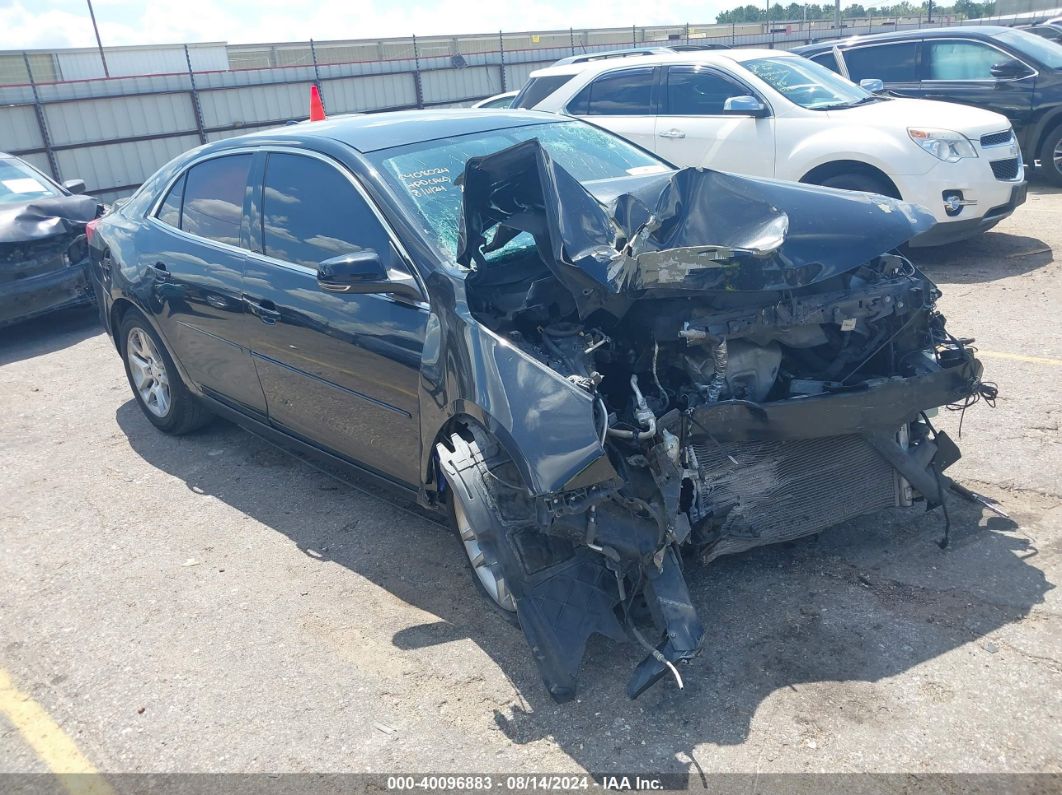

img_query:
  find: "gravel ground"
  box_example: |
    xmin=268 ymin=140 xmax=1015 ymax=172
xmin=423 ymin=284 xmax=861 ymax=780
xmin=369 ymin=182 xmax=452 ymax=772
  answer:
xmin=1 ymin=180 xmax=1060 ymax=782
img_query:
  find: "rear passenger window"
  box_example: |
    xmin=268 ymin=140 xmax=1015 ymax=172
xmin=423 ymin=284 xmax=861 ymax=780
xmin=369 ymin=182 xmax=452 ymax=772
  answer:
xmin=842 ymin=42 xmax=920 ymax=83
xmin=156 ymin=173 xmax=184 ymax=228
xmin=261 ymin=153 xmax=392 ymax=269
xmin=568 ymin=68 xmax=655 ymax=115
xmin=665 ymin=67 xmax=749 ymax=115
xmin=180 ymin=155 xmax=252 ymax=247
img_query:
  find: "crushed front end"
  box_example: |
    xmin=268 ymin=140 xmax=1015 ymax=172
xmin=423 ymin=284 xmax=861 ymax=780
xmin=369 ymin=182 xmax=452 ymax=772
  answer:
xmin=0 ymin=195 xmax=101 ymax=328
xmin=444 ymin=141 xmax=988 ymax=701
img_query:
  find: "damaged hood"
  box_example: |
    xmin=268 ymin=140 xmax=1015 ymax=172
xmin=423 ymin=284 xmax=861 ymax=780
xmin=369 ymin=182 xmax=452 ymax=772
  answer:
xmin=456 ymin=139 xmax=936 ymax=317
xmin=0 ymin=195 xmax=100 ymax=245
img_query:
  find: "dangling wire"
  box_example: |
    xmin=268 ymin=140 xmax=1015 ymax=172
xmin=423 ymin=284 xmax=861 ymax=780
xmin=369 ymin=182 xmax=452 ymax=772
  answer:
xmin=947 ymin=380 xmax=998 ymax=437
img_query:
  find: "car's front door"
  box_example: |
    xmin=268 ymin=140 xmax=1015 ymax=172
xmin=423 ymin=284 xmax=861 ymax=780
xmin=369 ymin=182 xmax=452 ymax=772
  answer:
xmin=653 ymin=65 xmax=775 ymax=177
xmin=240 ymin=150 xmax=428 ymax=486
xmin=147 ymin=153 xmax=268 ymax=416
xmin=915 ymin=39 xmax=1035 ymax=142
xmin=568 ymin=66 xmax=660 ymax=151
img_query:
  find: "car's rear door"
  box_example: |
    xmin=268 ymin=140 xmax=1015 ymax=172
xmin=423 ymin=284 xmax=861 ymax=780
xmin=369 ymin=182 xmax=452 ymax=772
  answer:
xmin=146 ymin=153 xmax=267 ymax=416
xmin=653 ymin=64 xmax=775 ymax=177
xmin=566 ymin=66 xmax=660 ymax=151
xmin=240 ymin=150 xmax=428 ymax=486
xmin=837 ymin=40 xmax=923 ymax=97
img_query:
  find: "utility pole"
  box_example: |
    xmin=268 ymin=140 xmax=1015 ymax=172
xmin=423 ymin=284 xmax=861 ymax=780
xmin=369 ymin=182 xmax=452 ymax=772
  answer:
xmin=86 ymin=0 xmax=109 ymax=77
xmin=834 ymin=0 xmax=841 ymax=31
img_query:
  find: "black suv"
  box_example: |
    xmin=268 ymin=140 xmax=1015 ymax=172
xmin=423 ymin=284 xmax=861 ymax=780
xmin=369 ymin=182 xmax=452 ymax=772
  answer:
xmin=796 ymin=26 xmax=1062 ymax=184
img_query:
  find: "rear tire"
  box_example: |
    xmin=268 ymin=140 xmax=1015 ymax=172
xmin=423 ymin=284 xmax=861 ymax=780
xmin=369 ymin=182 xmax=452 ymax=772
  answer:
xmin=119 ymin=312 xmax=212 ymax=435
xmin=1039 ymin=125 xmax=1062 ymax=187
xmin=814 ymin=171 xmax=898 ymax=198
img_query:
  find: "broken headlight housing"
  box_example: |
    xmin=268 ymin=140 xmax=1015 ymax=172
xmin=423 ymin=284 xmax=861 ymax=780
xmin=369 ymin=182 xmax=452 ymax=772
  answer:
xmin=908 ymin=128 xmax=978 ymax=163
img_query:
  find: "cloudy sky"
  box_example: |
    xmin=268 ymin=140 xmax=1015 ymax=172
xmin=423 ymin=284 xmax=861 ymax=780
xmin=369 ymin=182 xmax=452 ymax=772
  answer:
xmin=2 ymin=0 xmax=731 ymax=49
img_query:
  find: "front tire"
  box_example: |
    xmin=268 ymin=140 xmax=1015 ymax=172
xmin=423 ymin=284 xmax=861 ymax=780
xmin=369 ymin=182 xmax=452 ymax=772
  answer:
xmin=814 ymin=171 xmax=898 ymax=197
xmin=1039 ymin=125 xmax=1062 ymax=187
xmin=438 ymin=430 xmax=520 ymax=625
xmin=119 ymin=312 xmax=212 ymax=434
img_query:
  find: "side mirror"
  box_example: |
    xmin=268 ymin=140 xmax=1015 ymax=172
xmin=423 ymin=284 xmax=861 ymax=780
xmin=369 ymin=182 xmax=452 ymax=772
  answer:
xmin=990 ymin=59 xmax=1032 ymax=79
xmin=723 ymin=95 xmax=769 ymax=118
xmin=316 ymin=249 xmax=421 ymax=302
xmin=859 ymin=78 xmax=885 ymax=93
xmin=62 ymin=178 xmax=86 ymax=195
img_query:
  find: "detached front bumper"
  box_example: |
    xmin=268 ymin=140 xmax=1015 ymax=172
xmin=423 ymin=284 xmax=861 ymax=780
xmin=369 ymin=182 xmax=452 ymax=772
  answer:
xmin=681 ymin=354 xmax=982 ymax=442
xmin=0 ymin=260 xmax=93 ymax=329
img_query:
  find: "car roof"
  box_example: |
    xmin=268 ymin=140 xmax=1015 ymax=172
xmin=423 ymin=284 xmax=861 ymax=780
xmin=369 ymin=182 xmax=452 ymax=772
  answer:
xmin=795 ymin=24 xmax=1018 ymax=53
xmin=531 ymin=48 xmax=788 ymax=77
xmin=206 ymin=109 xmax=566 ymax=154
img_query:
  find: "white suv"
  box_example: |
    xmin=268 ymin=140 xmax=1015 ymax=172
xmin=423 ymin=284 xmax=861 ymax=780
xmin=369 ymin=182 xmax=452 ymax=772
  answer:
xmin=515 ymin=48 xmax=1027 ymax=246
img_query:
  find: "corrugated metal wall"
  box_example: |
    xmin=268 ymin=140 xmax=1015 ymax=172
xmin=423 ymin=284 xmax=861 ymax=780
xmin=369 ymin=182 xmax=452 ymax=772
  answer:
xmin=0 ymin=16 xmax=967 ymax=203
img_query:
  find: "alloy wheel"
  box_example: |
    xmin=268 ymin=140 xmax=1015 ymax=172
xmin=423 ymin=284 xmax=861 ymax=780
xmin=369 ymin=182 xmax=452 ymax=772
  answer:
xmin=452 ymin=497 xmax=516 ymax=612
xmin=126 ymin=328 xmax=171 ymax=418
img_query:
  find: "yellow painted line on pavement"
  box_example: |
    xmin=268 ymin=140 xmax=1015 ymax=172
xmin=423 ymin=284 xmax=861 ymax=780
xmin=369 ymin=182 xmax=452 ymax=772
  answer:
xmin=977 ymin=350 xmax=1062 ymax=367
xmin=0 ymin=667 xmax=114 ymax=795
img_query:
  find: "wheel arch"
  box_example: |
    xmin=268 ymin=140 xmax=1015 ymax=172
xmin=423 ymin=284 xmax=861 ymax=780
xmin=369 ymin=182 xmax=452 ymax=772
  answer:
xmin=110 ymin=297 xmax=197 ymax=394
xmin=1033 ymin=109 xmax=1062 ymax=160
xmin=426 ymin=407 xmax=532 ymax=502
xmin=799 ymin=160 xmax=903 ymax=199
xmin=108 ymin=297 xmax=140 ymax=351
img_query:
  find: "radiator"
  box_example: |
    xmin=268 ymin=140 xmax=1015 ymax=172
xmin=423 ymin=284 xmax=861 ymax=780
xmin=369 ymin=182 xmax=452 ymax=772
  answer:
xmin=690 ymin=434 xmax=899 ymax=562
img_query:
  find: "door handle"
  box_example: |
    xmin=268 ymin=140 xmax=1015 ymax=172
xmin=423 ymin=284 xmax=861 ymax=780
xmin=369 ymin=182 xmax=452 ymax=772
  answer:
xmin=242 ymin=295 xmax=281 ymax=325
xmin=658 ymin=128 xmax=686 ymax=139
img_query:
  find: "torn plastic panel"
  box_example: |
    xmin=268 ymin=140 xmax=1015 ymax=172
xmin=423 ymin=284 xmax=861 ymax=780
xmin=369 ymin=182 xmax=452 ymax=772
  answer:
xmin=456 ymin=138 xmax=937 ymax=317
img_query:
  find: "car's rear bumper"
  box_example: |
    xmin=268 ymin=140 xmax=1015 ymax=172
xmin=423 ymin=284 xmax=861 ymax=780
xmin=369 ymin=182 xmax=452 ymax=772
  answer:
xmin=908 ymin=181 xmax=1027 ymax=248
xmin=0 ymin=261 xmax=93 ymax=329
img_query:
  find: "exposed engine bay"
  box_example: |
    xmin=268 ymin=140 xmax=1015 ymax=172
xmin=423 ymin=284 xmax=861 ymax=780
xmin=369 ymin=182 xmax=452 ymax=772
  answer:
xmin=437 ymin=140 xmax=992 ymax=702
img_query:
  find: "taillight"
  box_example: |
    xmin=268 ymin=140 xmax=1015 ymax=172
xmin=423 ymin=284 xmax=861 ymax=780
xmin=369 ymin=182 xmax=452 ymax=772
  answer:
xmin=85 ymin=218 xmax=99 ymax=247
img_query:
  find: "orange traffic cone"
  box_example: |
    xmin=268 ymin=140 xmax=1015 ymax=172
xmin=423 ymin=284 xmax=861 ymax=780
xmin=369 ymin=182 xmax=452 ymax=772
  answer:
xmin=309 ymin=85 xmax=326 ymax=122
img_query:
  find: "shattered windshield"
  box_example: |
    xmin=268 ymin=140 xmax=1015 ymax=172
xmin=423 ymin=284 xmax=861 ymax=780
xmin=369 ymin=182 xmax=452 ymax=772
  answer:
xmin=743 ymin=56 xmax=876 ymax=110
xmin=367 ymin=121 xmax=669 ymax=262
xmin=0 ymin=158 xmax=61 ymax=205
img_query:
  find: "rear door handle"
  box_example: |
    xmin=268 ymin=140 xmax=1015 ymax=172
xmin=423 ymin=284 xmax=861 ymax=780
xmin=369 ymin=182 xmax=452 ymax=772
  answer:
xmin=243 ymin=295 xmax=281 ymax=324
xmin=658 ymin=128 xmax=686 ymax=139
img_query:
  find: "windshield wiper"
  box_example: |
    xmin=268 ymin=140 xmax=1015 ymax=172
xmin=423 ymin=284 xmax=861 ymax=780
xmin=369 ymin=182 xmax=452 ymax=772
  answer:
xmin=827 ymin=95 xmax=882 ymax=109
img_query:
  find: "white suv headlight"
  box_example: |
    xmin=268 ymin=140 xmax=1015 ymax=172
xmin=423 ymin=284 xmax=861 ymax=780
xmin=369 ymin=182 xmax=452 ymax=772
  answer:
xmin=908 ymin=128 xmax=978 ymax=163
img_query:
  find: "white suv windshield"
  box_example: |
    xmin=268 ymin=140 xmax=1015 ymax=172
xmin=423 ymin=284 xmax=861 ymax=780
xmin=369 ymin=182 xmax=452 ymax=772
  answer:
xmin=368 ymin=121 xmax=669 ymax=261
xmin=744 ymin=56 xmax=877 ymax=110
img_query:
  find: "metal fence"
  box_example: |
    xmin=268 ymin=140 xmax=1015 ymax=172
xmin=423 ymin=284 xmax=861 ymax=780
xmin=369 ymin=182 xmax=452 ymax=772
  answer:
xmin=0 ymin=16 xmax=985 ymax=203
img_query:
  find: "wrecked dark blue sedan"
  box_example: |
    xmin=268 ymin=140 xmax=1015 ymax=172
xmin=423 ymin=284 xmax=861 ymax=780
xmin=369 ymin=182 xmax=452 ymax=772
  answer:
xmin=0 ymin=152 xmax=101 ymax=328
xmin=87 ymin=110 xmax=987 ymax=701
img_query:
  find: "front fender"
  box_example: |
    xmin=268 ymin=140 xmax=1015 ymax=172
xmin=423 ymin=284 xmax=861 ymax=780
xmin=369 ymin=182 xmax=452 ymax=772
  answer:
xmin=785 ymin=125 xmax=933 ymax=183
xmin=417 ymin=276 xmax=607 ymax=497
